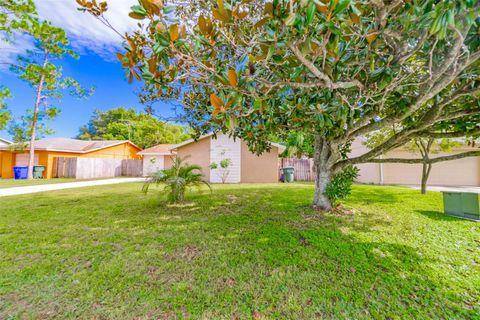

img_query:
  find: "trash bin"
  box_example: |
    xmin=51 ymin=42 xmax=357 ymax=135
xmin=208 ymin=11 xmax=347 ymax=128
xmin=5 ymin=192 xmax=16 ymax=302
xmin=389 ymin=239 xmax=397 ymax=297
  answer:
xmin=13 ymin=166 xmax=28 ymax=180
xmin=281 ymin=167 xmax=295 ymax=183
xmin=443 ymin=192 xmax=480 ymax=221
xmin=33 ymin=165 xmax=45 ymax=179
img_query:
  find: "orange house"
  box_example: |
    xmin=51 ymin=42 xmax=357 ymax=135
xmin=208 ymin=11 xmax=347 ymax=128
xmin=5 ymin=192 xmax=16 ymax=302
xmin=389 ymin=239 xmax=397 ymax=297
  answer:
xmin=0 ymin=138 xmax=142 ymax=179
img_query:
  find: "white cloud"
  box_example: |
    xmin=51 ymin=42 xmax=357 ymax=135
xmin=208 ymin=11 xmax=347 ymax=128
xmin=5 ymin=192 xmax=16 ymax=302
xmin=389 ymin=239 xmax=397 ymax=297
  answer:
xmin=0 ymin=34 xmax=34 ymax=67
xmin=35 ymin=0 xmax=138 ymax=58
xmin=0 ymin=0 xmax=139 ymax=67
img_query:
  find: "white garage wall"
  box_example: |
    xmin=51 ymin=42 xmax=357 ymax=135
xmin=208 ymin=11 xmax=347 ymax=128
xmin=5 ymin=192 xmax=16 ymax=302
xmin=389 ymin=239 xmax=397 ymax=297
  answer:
xmin=143 ymin=155 xmax=165 ymax=176
xmin=210 ymin=134 xmax=241 ymax=183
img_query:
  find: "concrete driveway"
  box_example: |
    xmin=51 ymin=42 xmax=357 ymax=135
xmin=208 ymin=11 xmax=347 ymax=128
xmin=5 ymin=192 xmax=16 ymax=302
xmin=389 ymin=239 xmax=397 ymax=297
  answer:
xmin=408 ymin=185 xmax=480 ymax=193
xmin=0 ymin=177 xmax=145 ymax=198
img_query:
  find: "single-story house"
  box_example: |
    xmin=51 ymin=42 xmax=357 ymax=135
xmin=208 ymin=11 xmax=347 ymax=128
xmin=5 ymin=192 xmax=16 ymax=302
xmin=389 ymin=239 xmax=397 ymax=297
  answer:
xmin=0 ymin=138 xmax=142 ymax=179
xmin=352 ymin=138 xmax=480 ymax=186
xmin=139 ymin=133 xmax=286 ymax=183
xmin=0 ymin=138 xmax=13 ymax=178
xmin=0 ymin=137 xmax=12 ymax=147
xmin=138 ymin=144 xmax=175 ymax=176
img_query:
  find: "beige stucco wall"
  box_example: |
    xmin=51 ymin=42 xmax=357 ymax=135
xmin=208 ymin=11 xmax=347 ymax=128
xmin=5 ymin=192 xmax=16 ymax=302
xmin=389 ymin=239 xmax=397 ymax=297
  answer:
xmin=240 ymin=141 xmax=279 ymax=183
xmin=142 ymin=155 xmax=165 ymax=176
xmin=164 ymin=155 xmax=175 ymax=169
xmin=350 ymin=138 xmax=382 ymax=184
xmin=173 ymin=136 xmax=280 ymax=183
xmin=175 ymin=137 xmax=211 ymax=181
xmin=351 ymin=137 xmax=480 ymax=186
xmin=382 ymin=149 xmax=480 ymax=186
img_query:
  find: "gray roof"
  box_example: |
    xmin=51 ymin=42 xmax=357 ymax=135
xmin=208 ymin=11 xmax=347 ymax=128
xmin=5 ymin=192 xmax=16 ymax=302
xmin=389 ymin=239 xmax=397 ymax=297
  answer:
xmin=0 ymin=137 xmax=12 ymax=145
xmin=170 ymin=133 xmax=286 ymax=152
xmin=0 ymin=138 xmax=138 ymax=153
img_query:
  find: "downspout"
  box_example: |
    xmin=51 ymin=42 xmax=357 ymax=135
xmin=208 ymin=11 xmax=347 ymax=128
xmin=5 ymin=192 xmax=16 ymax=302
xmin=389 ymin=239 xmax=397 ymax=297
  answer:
xmin=379 ymin=154 xmax=384 ymax=185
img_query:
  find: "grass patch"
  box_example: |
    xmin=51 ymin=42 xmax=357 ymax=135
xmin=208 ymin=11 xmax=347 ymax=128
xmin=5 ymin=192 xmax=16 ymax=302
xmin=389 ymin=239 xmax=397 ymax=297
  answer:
xmin=0 ymin=183 xmax=478 ymax=318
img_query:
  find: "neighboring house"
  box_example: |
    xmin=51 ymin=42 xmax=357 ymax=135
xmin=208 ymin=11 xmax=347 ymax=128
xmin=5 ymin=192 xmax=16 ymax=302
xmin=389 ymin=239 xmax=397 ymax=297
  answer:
xmin=0 ymin=138 xmax=12 ymax=147
xmin=138 ymin=144 xmax=175 ymax=176
xmin=0 ymin=138 xmax=142 ymax=179
xmin=352 ymin=138 xmax=480 ymax=186
xmin=0 ymin=138 xmax=12 ymax=178
xmin=170 ymin=133 xmax=286 ymax=183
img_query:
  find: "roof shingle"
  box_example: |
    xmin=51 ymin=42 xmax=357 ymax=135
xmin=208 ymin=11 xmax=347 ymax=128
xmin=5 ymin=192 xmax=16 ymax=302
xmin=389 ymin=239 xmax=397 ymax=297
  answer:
xmin=0 ymin=138 xmax=138 ymax=153
xmin=138 ymin=144 xmax=174 ymax=155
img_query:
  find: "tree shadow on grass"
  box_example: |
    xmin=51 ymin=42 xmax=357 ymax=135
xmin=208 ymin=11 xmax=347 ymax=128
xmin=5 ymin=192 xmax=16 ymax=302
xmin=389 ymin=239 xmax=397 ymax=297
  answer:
xmin=347 ymin=186 xmax=400 ymax=206
xmin=124 ymin=188 xmax=479 ymax=317
xmin=1 ymin=184 xmax=479 ymax=318
xmin=147 ymin=214 xmax=476 ymax=318
xmin=416 ymin=209 xmax=478 ymax=222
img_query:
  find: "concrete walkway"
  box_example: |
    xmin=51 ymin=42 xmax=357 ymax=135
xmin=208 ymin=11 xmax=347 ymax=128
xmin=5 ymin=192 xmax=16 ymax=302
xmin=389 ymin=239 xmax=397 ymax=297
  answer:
xmin=0 ymin=177 xmax=145 ymax=198
xmin=407 ymin=185 xmax=480 ymax=193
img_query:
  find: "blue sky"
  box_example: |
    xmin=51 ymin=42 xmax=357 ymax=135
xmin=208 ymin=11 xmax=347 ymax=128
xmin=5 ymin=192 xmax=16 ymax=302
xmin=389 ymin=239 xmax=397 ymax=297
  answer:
xmin=0 ymin=52 xmax=150 ymax=139
xmin=0 ymin=0 xmax=175 ymax=140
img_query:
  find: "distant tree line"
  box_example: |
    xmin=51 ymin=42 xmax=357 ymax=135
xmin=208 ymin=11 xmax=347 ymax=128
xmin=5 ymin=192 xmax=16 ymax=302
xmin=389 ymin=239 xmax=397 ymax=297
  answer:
xmin=77 ymin=107 xmax=191 ymax=149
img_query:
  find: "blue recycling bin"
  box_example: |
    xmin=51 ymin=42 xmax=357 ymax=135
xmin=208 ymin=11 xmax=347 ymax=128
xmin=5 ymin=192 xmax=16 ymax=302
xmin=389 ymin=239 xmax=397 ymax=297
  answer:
xmin=13 ymin=166 xmax=28 ymax=180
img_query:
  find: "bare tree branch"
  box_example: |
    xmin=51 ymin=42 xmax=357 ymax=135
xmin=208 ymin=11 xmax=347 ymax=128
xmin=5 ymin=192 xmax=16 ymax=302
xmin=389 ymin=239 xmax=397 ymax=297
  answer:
xmin=348 ymin=24 xmax=473 ymax=140
xmin=287 ymin=43 xmax=364 ymax=90
xmin=415 ymin=128 xmax=480 ymax=139
xmin=365 ymin=150 xmax=480 ymax=164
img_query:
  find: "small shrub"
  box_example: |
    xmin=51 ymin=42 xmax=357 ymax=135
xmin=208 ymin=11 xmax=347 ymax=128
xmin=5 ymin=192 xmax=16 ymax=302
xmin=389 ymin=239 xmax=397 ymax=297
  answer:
xmin=220 ymin=158 xmax=231 ymax=169
xmin=325 ymin=166 xmax=359 ymax=206
xmin=210 ymin=158 xmax=232 ymax=183
xmin=143 ymin=156 xmax=211 ymax=203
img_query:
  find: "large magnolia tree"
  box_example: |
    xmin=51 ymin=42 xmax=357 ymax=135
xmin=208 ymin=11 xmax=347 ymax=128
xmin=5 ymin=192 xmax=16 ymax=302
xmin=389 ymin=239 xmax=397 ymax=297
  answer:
xmin=79 ymin=0 xmax=480 ymax=210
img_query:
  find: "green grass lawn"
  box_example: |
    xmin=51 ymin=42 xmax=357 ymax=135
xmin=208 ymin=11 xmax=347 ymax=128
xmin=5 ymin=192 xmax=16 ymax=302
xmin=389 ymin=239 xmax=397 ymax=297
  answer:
xmin=0 ymin=183 xmax=478 ymax=319
xmin=0 ymin=178 xmax=77 ymax=189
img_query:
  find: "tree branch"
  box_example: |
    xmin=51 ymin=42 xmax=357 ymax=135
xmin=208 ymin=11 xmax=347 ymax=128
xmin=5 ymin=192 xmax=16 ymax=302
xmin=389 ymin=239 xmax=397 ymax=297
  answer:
xmin=287 ymin=43 xmax=364 ymax=90
xmin=261 ymin=79 xmax=363 ymax=90
xmin=371 ymin=0 xmax=404 ymax=28
xmin=415 ymin=128 xmax=480 ymax=139
xmin=365 ymin=150 xmax=480 ymax=164
xmin=348 ymin=24 xmax=473 ymax=140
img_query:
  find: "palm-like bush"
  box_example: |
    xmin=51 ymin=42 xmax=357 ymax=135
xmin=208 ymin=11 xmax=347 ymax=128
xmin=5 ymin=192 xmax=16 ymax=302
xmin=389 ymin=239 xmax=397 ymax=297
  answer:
xmin=142 ymin=156 xmax=210 ymax=203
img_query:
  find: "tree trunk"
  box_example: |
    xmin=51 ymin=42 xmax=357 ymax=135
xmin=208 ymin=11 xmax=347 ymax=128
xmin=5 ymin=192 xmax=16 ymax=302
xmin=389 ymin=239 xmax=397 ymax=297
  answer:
xmin=312 ymin=135 xmax=337 ymax=211
xmin=420 ymin=162 xmax=432 ymax=195
xmin=27 ymin=77 xmax=44 ymax=179
xmin=418 ymin=138 xmax=433 ymax=195
xmin=27 ymin=51 xmax=48 ymax=180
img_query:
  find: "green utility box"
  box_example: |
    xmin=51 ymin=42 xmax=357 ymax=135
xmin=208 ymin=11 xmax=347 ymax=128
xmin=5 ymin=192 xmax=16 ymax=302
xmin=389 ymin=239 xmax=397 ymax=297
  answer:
xmin=442 ymin=192 xmax=480 ymax=221
xmin=33 ymin=165 xmax=45 ymax=179
xmin=282 ymin=167 xmax=295 ymax=183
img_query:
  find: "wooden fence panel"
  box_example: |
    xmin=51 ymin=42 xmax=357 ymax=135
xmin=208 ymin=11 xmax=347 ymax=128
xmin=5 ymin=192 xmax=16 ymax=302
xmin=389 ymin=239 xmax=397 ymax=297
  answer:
xmin=76 ymin=158 xmax=123 ymax=179
xmin=53 ymin=157 xmax=143 ymax=179
xmin=280 ymin=158 xmax=314 ymax=181
xmin=54 ymin=157 xmax=77 ymax=178
xmin=122 ymin=159 xmax=143 ymax=177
